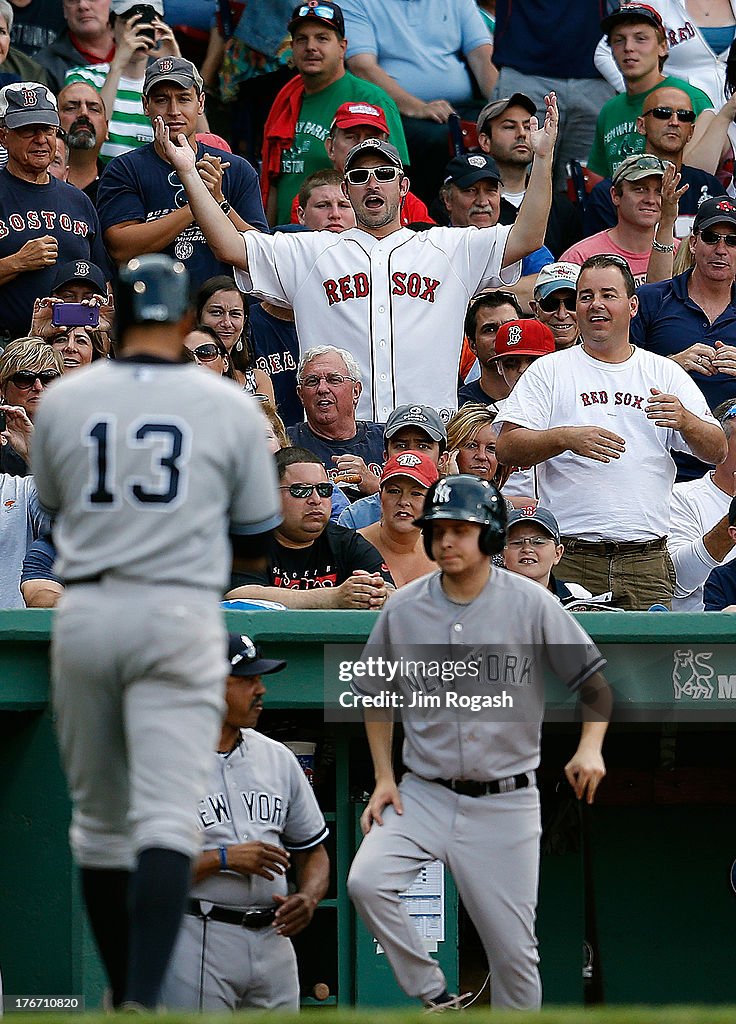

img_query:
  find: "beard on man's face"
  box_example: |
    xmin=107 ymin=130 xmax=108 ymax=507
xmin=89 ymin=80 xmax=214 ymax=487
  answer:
xmin=67 ymin=117 xmax=97 ymax=150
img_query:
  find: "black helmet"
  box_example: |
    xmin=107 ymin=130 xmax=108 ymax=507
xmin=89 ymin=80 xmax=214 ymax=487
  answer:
xmin=115 ymin=254 xmax=189 ymax=331
xmin=415 ymin=474 xmax=507 ymax=557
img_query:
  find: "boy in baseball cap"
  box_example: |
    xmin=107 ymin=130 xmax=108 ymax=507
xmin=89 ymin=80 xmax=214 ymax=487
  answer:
xmin=530 ymin=262 xmax=581 ymax=350
xmin=493 ymin=319 xmax=555 ymax=390
xmin=504 ymin=506 xmax=594 ymax=604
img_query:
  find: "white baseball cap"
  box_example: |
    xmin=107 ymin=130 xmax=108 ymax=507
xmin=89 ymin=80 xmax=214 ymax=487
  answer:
xmin=534 ymin=262 xmax=580 ymax=300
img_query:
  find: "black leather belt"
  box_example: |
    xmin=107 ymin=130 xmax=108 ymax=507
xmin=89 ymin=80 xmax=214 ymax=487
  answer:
xmin=187 ymin=899 xmax=277 ymax=929
xmin=431 ymin=772 xmax=530 ymax=797
xmin=66 ymin=574 xmax=103 ymax=586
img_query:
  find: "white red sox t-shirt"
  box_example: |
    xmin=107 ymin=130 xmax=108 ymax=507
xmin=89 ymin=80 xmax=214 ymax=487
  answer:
xmin=494 ymin=345 xmax=719 ymax=542
xmin=236 ymin=225 xmax=520 ymax=422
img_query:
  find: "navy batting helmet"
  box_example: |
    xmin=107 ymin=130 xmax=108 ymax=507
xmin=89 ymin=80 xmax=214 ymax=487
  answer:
xmin=115 ymin=254 xmax=189 ymax=331
xmin=415 ymin=474 xmax=507 ymax=557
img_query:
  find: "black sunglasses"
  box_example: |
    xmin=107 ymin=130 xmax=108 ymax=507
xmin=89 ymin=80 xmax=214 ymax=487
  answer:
xmin=644 ymin=106 xmax=696 ymax=123
xmin=279 ymin=482 xmax=334 ymax=498
xmin=538 ymin=293 xmax=576 ymax=313
xmin=9 ymin=370 xmax=61 ymax=389
xmin=700 ymin=228 xmax=736 ymax=248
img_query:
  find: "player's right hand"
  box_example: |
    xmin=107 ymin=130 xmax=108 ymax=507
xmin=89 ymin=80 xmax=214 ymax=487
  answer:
xmin=17 ymin=236 xmax=57 ymax=271
xmin=361 ymin=780 xmax=403 ymax=834
xmin=225 ymin=841 xmax=290 ymax=879
xmin=565 ymin=425 xmax=626 ymax=463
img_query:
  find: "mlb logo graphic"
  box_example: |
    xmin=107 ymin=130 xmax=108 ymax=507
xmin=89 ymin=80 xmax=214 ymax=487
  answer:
xmin=396 ymin=453 xmax=422 ymax=468
xmin=75 ymin=261 xmax=90 ymax=278
xmin=22 ymin=89 xmax=38 ymax=107
xmin=159 ymin=58 xmax=174 ymax=72
xmin=468 ymin=155 xmax=487 ymax=168
xmin=507 ymin=325 xmax=523 ymax=346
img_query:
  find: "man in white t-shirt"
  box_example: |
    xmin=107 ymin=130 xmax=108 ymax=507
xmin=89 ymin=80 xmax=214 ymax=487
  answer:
xmin=669 ymin=397 xmax=736 ymax=610
xmin=495 ymin=253 xmax=727 ymax=609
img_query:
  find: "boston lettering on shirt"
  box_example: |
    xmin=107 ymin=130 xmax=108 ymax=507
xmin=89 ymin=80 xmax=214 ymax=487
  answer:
xmin=97 ymin=143 xmax=268 ymax=292
xmin=230 ymin=522 xmax=394 ymax=591
xmin=0 ymin=169 xmax=109 ymax=340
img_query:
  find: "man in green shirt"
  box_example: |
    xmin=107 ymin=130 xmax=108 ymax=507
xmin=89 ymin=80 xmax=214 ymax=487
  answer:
xmin=262 ymin=1 xmax=408 ymax=225
xmin=587 ymin=3 xmax=712 ymax=178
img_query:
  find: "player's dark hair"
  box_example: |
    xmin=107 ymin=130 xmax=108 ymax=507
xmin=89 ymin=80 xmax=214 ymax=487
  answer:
xmin=275 ymin=446 xmax=325 ymax=480
xmin=464 ymin=291 xmax=522 ymax=340
xmin=298 ymin=167 xmax=344 ymax=208
xmin=578 ymin=254 xmax=636 ymax=298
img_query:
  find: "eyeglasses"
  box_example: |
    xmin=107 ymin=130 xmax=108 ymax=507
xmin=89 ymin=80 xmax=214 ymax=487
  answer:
xmin=299 ymin=372 xmax=355 ymax=387
xmin=8 ymin=370 xmax=61 ymax=389
xmin=279 ymin=482 xmax=334 ymax=498
xmin=699 ymin=228 xmax=736 ymax=248
xmin=345 ymin=165 xmax=401 ymax=186
xmin=192 ymin=343 xmax=223 ymax=361
xmin=644 ymin=106 xmax=696 ymax=123
xmin=538 ymin=293 xmax=576 ymax=313
xmin=294 ymin=3 xmax=338 ymax=20
xmin=506 ymin=536 xmax=554 ymax=548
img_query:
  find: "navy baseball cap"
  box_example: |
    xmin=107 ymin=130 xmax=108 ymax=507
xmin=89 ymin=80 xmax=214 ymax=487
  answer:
xmin=693 ymin=196 xmax=736 ymax=233
xmin=601 ymin=3 xmax=664 ymax=36
xmin=228 ymin=634 xmax=286 ymax=677
xmin=444 ymin=153 xmax=502 ymax=189
xmin=288 ymin=0 xmax=345 ymax=36
xmin=344 ymin=137 xmax=403 ymax=172
xmin=52 ymin=260 xmax=107 ymax=297
xmin=507 ymin=506 xmax=561 ymax=544
xmin=0 ymin=82 xmax=59 ymax=129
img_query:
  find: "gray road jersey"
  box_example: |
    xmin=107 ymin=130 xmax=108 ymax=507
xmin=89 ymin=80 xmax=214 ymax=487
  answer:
xmin=191 ymin=729 xmax=329 ymax=908
xmin=361 ymin=567 xmax=605 ymax=779
xmin=31 ymin=360 xmax=281 ymax=591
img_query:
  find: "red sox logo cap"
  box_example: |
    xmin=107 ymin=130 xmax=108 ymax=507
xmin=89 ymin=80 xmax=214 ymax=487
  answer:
xmin=506 ymin=325 xmax=523 ymax=347
xmin=159 ymin=58 xmax=174 ymax=72
xmin=76 ymin=261 xmax=91 ymax=278
xmin=396 ymin=453 xmax=422 ymax=467
xmin=22 ymin=89 xmax=37 ymax=107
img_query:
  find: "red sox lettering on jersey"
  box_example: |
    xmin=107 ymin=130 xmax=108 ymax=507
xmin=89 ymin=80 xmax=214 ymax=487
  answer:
xmin=322 ymin=272 xmax=441 ymax=306
xmin=579 ymin=390 xmax=645 ymax=409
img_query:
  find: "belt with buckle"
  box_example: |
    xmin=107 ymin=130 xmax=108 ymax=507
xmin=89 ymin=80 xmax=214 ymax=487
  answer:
xmin=187 ymin=899 xmax=277 ymax=929
xmin=431 ymin=772 xmax=531 ymax=797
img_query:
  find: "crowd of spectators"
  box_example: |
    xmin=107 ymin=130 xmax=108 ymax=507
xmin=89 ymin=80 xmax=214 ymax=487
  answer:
xmin=3 ymin=0 xmax=736 ymax=614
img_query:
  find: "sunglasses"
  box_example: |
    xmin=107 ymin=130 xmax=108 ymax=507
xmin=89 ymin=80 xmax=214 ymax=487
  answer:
xmin=644 ymin=106 xmax=696 ymax=123
xmin=699 ymin=228 xmax=736 ymax=248
xmin=345 ymin=165 xmax=401 ymax=186
xmin=294 ymin=3 xmax=338 ymax=19
xmin=299 ymin=372 xmax=355 ymax=388
xmin=538 ymin=293 xmax=576 ymax=313
xmin=9 ymin=370 xmax=61 ymax=389
xmin=193 ymin=343 xmax=223 ymax=361
xmin=279 ymin=482 xmax=334 ymax=498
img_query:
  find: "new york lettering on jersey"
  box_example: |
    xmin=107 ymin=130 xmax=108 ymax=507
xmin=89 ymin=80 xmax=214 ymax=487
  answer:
xmin=197 ymin=789 xmax=285 ymax=830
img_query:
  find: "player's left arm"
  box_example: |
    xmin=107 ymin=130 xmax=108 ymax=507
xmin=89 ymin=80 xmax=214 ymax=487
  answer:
xmin=503 ymin=93 xmax=557 ymax=266
xmin=565 ymin=671 xmax=612 ymax=804
xmin=272 ymin=844 xmax=330 ymax=937
xmin=645 ymin=388 xmax=727 ymax=466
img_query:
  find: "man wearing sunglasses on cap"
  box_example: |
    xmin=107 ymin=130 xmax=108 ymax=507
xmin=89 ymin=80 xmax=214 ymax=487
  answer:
xmin=227 ymin=446 xmax=394 ymax=607
xmin=156 ymin=94 xmax=558 ymax=425
xmin=583 ymin=86 xmax=725 ymax=238
xmin=632 ymin=196 xmax=736 ymax=480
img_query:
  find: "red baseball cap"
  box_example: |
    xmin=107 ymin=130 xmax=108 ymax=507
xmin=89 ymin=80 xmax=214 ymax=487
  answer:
xmin=331 ymin=101 xmax=389 ymax=134
xmin=493 ymin=319 xmax=555 ymax=360
xmin=381 ymin=451 xmax=439 ymax=489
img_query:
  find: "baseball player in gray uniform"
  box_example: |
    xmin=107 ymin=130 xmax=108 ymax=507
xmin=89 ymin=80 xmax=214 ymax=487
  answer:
xmin=160 ymin=633 xmax=330 ymax=1011
xmin=346 ymin=475 xmax=611 ymax=1010
xmin=31 ymin=255 xmax=282 ymax=1010
xmin=154 ymin=95 xmax=558 ymax=422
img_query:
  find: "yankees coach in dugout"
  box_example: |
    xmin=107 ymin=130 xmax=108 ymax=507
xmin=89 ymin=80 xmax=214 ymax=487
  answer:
xmin=160 ymin=634 xmax=329 ymax=1011
xmin=155 ymin=93 xmax=559 ymax=423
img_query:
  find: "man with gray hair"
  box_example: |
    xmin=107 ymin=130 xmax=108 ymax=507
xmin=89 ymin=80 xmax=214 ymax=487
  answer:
xmin=287 ymin=345 xmax=384 ymax=500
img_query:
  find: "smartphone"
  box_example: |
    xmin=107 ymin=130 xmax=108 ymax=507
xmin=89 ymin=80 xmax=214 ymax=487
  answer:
xmin=123 ymin=3 xmax=157 ymax=43
xmin=0 ymin=410 xmax=6 ymax=432
xmin=52 ymin=303 xmax=100 ymax=328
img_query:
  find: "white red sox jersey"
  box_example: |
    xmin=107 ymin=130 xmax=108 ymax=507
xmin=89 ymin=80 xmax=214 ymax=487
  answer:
xmin=495 ymin=345 xmax=720 ymax=542
xmin=236 ymin=225 xmax=521 ymax=422
xmin=192 ymin=729 xmax=329 ymax=909
xmin=31 ymin=357 xmax=282 ymax=591
xmin=358 ymin=568 xmax=605 ymax=780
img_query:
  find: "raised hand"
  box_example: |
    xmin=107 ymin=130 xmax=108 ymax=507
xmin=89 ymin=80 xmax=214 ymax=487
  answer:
xmin=528 ymin=92 xmax=558 ymax=160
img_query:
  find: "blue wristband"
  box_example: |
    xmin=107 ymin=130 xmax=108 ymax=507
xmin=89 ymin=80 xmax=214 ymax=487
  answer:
xmin=218 ymin=845 xmax=228 ymax=871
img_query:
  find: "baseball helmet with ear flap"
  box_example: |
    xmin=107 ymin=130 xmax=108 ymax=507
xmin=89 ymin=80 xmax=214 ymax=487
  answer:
xmin=414 ymin=474 xmax=507 ymax=558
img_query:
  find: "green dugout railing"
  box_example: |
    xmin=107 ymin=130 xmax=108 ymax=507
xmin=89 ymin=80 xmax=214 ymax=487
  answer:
xmin=1 ymin=610 xmax=735 ymax=1007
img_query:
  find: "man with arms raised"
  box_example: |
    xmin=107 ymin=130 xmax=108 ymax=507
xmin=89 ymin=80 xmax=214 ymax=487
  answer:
xmin=156 ymin=94 xmax=558 ymax=423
